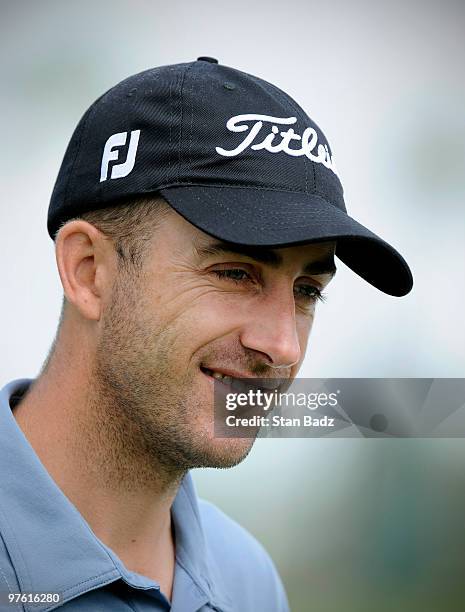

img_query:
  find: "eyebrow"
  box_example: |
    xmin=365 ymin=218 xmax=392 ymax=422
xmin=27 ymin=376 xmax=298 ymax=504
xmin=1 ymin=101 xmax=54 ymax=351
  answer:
xmin=194 ymin=241 xmax=337 ymax=277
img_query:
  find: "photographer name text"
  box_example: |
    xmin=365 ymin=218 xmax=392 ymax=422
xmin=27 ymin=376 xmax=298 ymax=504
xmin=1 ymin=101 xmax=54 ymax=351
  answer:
xmin=225 ymin=414 xmax=335 ymax=428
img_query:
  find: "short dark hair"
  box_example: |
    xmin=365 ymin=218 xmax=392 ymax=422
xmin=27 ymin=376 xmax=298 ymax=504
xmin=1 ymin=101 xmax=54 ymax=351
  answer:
xmin=59 ymin=194 xmax=173 ymax=271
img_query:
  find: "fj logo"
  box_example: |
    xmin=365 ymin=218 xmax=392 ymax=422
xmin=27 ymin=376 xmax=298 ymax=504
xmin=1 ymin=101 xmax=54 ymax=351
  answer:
xmin=100 ymin=130 xmax=141 ymax=182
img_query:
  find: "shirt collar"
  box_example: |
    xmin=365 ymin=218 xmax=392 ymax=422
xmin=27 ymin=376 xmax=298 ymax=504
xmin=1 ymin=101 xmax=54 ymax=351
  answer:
xmin=0 ymin=379 xmax=233 ymax=612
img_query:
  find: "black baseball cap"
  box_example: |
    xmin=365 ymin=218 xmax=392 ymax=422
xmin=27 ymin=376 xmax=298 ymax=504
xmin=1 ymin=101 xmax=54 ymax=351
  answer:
xmin=48 ymin=56 xmax=413 ymax=297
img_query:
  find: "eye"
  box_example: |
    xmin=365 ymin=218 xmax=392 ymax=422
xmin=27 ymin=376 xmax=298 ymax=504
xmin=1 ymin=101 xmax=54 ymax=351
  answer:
xmin=294 ymin=283 xmax=326 ymax=303
xmin=212 ymin=268 xmax=253 ymax=283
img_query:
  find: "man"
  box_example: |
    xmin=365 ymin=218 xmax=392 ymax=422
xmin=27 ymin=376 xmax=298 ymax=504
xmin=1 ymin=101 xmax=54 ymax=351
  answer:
xmin=0 ymin=57 xmax=412 ymax=612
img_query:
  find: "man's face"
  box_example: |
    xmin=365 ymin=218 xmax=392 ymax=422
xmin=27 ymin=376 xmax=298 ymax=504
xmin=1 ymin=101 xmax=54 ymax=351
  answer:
xmin=94 ymin=209 xmax=336 ymax=471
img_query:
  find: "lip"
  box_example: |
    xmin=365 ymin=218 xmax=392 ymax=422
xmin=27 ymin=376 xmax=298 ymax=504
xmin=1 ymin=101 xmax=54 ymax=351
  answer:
xmin=200 ymin=365 xmax=286 ymax=391
xmin=201 ymin=365 xmax=257 ymax=380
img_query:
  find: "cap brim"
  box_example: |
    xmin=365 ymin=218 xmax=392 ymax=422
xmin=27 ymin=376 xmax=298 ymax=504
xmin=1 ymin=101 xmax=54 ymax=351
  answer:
xmin=158 ymin=185 xmax=413 ymax=297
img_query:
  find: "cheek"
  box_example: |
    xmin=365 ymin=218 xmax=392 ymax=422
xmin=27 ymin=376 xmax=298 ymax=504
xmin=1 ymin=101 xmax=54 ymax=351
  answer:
xmin=176 ymin=291 xmax=252 ymax=338
xmin=140 ymin=277 xmax=253 ymax=354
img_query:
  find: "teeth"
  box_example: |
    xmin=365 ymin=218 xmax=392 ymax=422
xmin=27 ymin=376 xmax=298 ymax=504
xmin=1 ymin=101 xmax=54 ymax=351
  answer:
xmin=211 ymin=371 xmax=233 ymax=385
xmin=202 ymin=367 xmax=284 ymax=392
xmin=203 ymin=368 xmax=235 ymax=386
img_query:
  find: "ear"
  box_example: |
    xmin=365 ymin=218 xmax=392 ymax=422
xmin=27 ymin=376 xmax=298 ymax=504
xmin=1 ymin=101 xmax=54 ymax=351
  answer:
xmin=55 ymin=220 xmax=117 ymax=321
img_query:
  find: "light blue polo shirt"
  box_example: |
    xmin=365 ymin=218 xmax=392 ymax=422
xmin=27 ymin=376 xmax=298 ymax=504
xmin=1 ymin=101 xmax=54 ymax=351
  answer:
xmin=0 ymin=379 xmax=290 ymax=612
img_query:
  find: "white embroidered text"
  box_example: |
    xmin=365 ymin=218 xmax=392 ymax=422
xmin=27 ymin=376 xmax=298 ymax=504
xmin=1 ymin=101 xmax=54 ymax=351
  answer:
xmin=215 ymin=114 xmax=337 ymax=176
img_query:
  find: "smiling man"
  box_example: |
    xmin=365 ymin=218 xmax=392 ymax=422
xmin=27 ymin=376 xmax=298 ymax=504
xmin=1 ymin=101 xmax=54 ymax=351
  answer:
xmin=0 ymin=57 xmax=412 ymax=612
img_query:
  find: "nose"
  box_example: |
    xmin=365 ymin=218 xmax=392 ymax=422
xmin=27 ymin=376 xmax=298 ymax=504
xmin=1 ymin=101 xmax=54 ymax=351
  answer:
xmin=239 ymin=289 xmax=302 ymax=370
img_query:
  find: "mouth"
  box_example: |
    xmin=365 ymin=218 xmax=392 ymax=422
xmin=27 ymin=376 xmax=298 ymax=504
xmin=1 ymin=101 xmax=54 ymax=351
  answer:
xmin=200 ymin=365 xmax=285 ymax=394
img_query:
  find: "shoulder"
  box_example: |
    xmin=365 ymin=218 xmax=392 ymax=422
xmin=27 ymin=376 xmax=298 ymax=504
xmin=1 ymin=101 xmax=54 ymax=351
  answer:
xmin=197 ymin=498 xmax=290 ymax=611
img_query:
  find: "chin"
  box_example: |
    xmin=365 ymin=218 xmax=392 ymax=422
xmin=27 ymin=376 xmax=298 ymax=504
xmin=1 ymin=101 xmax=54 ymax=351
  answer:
xmin=190 ymin=436 xmax=256 ymax=470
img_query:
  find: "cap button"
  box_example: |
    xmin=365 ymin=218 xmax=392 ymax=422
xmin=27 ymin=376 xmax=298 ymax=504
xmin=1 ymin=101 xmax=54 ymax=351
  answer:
xmin=197 ymin=56 xmax=219 ymax=64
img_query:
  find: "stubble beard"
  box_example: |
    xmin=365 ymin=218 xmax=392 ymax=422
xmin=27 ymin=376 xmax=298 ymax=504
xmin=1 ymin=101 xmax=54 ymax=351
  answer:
xmin=90 ymin=270 xmax=255 ymax=491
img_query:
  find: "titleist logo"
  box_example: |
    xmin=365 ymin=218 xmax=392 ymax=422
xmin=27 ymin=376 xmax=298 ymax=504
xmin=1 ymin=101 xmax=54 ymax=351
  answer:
xmin=215 ymin=114 xmax=338 ymax=177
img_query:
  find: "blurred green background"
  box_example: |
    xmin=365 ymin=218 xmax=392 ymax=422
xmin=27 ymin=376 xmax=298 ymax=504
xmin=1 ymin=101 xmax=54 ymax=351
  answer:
xmin=1 ymin=1 xmax=464 ymax=610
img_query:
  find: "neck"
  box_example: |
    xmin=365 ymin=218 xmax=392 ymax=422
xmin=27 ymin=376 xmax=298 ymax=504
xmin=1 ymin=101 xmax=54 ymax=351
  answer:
xmin=12 ymin=340 xmax=182 ymax=588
